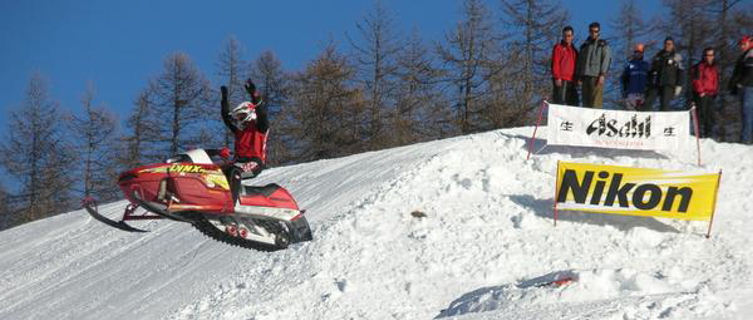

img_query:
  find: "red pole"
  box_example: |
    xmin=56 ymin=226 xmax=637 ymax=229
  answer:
xmin=690 ymin=104 xmax=702 ymax=166
xmin=706 ymin=169 xmax=723 ymax=239
xmin=527 ymin=100 xmax=547 ymax=160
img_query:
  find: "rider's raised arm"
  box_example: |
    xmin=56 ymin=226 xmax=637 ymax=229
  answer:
xmin=255 ymin=102 xmax=269 ymax=133
xmin=220 ymin=86 xmax=238 ymax=133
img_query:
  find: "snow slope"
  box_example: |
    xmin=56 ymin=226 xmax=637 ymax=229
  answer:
xmin=0 ymin=127 xmax=751 ymax=320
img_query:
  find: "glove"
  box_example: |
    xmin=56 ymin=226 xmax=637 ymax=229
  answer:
xmin=244 ymin=79 xmax=256 ymax=95
xmin=674 ymin=86 xmax=682 ymax=97
xmin=220 ymin=86 xmax=228 ymax=100
xmin=219 ymin=147 xmax=231 ymax=159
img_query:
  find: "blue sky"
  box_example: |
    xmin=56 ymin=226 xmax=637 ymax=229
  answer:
xmin=0 ymin=0 xmax=662 ymax=134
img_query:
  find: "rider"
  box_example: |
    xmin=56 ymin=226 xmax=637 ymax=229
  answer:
xmin=220 ymin=79 xmax=269 ymax=203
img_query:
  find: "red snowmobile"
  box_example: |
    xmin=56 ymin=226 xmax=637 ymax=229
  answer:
xmin=83 ymin=148 xmax=312 ymax=251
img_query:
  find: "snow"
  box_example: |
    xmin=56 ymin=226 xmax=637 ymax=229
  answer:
xmin=0 ymin=126 xmax=751 ymax=319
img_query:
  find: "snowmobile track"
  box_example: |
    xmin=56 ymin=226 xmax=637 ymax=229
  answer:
xmin=191 ymin=218 xmax=280 ymax=252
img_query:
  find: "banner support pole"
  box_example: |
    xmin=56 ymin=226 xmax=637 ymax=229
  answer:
xmin=706 ymin=169 xmax=723 ymax=239
xmin=527 ymin=100 xmax=547 ymax=160
xmin=553 ymin=160 xmax=560 ymax=227
xmin=690 ymin=104 xmax=702 ymax=166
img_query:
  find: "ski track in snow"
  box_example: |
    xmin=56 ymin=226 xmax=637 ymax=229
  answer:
xmin=0 ymin=127 xmax=751 ymax=320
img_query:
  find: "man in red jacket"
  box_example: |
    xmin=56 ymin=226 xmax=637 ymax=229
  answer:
xmin=220 ymin=79 xmax=269 ymax=203
xmin=551 ymin=26 xmax=578 ymax=106
xmin=691 ymin=47 xmax=720 ymax=138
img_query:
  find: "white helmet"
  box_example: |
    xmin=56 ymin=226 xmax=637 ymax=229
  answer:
xmin=231 ymin=101 xmax=257 ymax=126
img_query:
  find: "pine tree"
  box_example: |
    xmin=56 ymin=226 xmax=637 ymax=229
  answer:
xmin=122 ymin=89 xmax=161 ymax=165
xmin=287 ymin=44 xmax=364 ymax=161
xmin=611 ymin=0 xmax=652 ymax=60
xmin=500 ymin=0 xmax=569 ymax=108
xmin=249 ymin=50 xmax=290 ymax=164
xmin=148 ymin=52 xmax=214 ymax=157
xmin=216 ymin=36 xmax=246 ymax=147
xmin=0 ymin=184 xmax=9 ymax=229
xmin=66 ymin=83 xmax=120 ymax=201
xmin=437 ymin=0 xmax=498 ymax=133
xmin=394 ymin=29 xmax=446 ymax=143
xmin=348 ymin=0 xmax=400 ymax=147
xmin=0 ymin=73 xmax=76 ymax=224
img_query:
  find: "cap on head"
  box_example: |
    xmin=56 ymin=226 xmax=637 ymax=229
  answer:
xmin=740 ymin=35 xmax=752 ymax=46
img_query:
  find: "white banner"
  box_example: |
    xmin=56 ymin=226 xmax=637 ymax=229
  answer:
xmin=547 ymin=103 xmax=691 ymax=152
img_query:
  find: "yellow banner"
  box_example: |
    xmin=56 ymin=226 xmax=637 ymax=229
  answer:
xmin=555 ymin=162 xmax=721 ymax=221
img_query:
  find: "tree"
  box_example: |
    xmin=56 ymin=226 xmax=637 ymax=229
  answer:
xmin=0 ymin=73 xmax=76 ymax=224
xmin=121 ymin=88 xmax=161 ymax=166
xmin=499 ymin=0 xmax=569 ymax=108
xmin=149 ymin=52 xmax=215 ymax=156
xmin=67 ymin=83 xmax=120 ymax=201
xmin=348 ymin=0 xmax=401 ymax=147
xmin=216 ymin=36 xmax=246 ymax=147
xmin=437 ymin=0 xmax=498 ymax=133
xmin=610 ymin=0 xmax=652 ymax=60
xmin=0 ymin=184 xmax=8 ymax=229
xmin=249 ymin=50 xmax=290 ymax=164
xmin=393 ymin=29 xmax=446 ymax=143
xmin=286 ymin=44 xmax=364 ymax=161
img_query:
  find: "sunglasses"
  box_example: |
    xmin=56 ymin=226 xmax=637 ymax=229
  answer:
xmin=589 ymin=29 xmax=600 ymax=34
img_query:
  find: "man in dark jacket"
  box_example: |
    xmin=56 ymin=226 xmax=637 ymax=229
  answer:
xmin=620 ymin=43 xmax=650 ymax=110
xmin=691 ymin=47 xmax=720 ymax=138
xmin=576 ymin=22 xmax=611 ymax=108
xmin=551 ymin=26 xmax=578 ymax=106
xmin=729 ymin=35 xmax=753 ymax=144
xmin=644 ymin=37 xmax=685 ymax=111
xmin=220 ymin=79 xmax=270 ymax=203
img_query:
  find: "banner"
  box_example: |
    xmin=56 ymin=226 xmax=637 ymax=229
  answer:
xmin=555 ymin=162 xmax=721 ymax=221
xmin=547 ymin=103 xmax=691 ymax=152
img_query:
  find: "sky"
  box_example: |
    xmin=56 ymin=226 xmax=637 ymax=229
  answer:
xmin=0 ymin=0 xmax=667 ymax=127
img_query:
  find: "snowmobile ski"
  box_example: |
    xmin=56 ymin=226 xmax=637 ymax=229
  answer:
xmin=83 ymin=200 xmax=148 ymax=233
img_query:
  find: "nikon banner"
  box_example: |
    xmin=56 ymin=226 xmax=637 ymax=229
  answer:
xmin=547 ymin=103 xmax=691 ymax=152
xmin=554 ymin=162 xmax=721 ymax=221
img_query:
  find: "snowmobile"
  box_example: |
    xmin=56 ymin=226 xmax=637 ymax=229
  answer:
xmin=82 ymin=148 xmax=312 ymax=251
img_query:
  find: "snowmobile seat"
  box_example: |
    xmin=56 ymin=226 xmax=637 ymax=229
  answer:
xmin=243 ymin=183 xmax=281 ymax=197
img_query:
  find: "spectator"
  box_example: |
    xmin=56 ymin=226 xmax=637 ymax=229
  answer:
xmin=691 ymin=47 xmax=720 ymax=138
xmin=576 ymin=22 xmax=611 ymax=108
xmin=729 ymin=35 xmax=753 ymax=144
xmin=551 ymin=26 xmax=578 ymax=106
xmin=645 ymin=37 xmax=685 ymax=111
xmin=620 ymin=43 xmax=650 ymax=110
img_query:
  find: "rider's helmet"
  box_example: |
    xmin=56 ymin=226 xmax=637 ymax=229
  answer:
xmin=231 ymin=101 xmax=257 ymax=127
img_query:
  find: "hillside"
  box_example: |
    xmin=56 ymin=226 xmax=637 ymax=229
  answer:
xmin=0 ymin=127 xmax=751 ymax=319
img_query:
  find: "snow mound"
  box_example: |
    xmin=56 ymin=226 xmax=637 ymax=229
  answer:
xmin=1 ymin=127 xmax=752 ymax=320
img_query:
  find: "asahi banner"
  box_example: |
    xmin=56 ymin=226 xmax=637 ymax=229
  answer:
xmin=555 ymin=162 xmax=721 ymax=221
xmin=547 ymin=103 xmax=690 ymax=152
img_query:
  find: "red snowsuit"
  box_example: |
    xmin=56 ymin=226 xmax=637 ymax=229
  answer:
xmin=551 ymin=41 xmax=578 ymax=82
xmin=691 ymin=61 xmax=719 ymax=96
xmin=221 ymin=100 xmax=269 ymax=167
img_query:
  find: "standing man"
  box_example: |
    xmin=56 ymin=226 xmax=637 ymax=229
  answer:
xmin=551 ymin=26 xmax=578 ymax=106
xmin=691 ymin=47 xmax=720 ymax=138
xmin=645 ymin=37 xmax=685 ymax=111
xmin=729 ymin=35 xmax=753 ymax=144
xmin=576 ymin=22 xmax=611 ymax=108
xmin=620 ymin=43 xmax=650 ymax=110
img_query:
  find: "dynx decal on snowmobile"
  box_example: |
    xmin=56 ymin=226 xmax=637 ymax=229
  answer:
xmin=82 ymin=148 xmax=312 ymax=251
